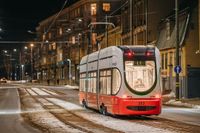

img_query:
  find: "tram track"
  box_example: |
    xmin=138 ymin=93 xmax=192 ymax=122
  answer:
xmin=117 ymin=115 xmax=200 ymax=133
xmin=19 ymin=87 xmax=123 ymax=133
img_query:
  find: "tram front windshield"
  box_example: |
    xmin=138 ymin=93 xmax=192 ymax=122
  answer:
xmin=125 ymin=59 xmax=156 ymax=93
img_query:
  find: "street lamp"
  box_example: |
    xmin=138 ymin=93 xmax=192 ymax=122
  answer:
xmin=21 ymin=64 xmax=24 ymax=80
xmin=64 ymin=59 xmax=72 ymax=84
xmin=30 ymin=43 xmax=34 ymax=80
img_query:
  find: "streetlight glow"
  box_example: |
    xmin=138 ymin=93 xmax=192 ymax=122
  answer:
xmin=30 ymin=43 xmax=34 ymax=47
xmin=13 ymin=49 xmax=17 ymax=52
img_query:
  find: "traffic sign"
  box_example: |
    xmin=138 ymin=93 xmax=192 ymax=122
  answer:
xmin=174 ymin=65 xmax=182 ymax=74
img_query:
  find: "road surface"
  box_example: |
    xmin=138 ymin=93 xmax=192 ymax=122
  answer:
xmin=160 ymin=106 xmax=200 ymax=126
xmin=0 ymin=87 xmax=41 ymax=133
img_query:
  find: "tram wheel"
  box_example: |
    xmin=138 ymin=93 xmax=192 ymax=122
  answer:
xmin=82 ymin=100 xmax=87 ymax=108
xmin=100 ymin=105 xmax=107 ymax=115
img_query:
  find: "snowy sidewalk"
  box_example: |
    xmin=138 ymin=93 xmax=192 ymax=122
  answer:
xmin=162 ymin=92 xmax=200 ymax=109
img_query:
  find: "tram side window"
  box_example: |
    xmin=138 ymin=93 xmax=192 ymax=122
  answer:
xmin=112 ymin=69 xmax=121 ymax=95
xmin=80 ymin=73 xmax=86 ymax=91
xmin=100 ymin=70 xmax=111 ymax=95
xmin=88 ymin=72 xmax=97 ymax=93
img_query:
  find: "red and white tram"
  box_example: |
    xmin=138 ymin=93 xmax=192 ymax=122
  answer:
xmin=79 ymin=45 xmax=162 ymax=116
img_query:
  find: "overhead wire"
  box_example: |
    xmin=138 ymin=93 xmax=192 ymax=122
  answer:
xmin=44 ymin=0 xmax=68 ymax=35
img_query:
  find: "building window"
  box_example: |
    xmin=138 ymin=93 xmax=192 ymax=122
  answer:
xmin=52 ymin=42 xmax=56 ymax=50
xmin=165 ymin=53 xmax=168 ymax=69
xmin=166 ymin=20 xmax=170 ymax=40
xmin=103 ymin=3 xmax=110 ymax=12
xmin=42 ymin=34 xmax=46 ymax=40
xmin=91 ymin=3 xmax=97 ymax=15
xmin=59 ymin=28 xmax=63 ymax=35
xmin=72 ymin=36 xmax=76 ymax=44
xmin=161 ymin=53 xmax=164 ymax=69
xmin=49 ymin=44 xmax=52 ymax=51
xmin=43 ymin=57 xmax=46 ymax=64
xmin=92 ymin=33 xmax=97 ymax=46
xmin=48 ymin=32 xmax=52 ymax=39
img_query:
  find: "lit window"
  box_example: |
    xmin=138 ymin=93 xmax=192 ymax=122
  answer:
xmin=49 ymin=44 xmax=52 ymax=50
xmin=92 ymin=33 xmax=97 ymax=45
xmin=59 ymin=28 xmax=63 ymax=35
xmin=112 ymin=69 xmax=121 ymax=95
xmin=72 ymin=36 xmax=76 ymax=44
xmin=125 ymin=61 xmax=156 ymax=93
xmin=48 ymin=32 xmax=52 ymax=39
xmin=43 ymin=57 xmax=46 ymax=64
xmin=42 ymin=34 xmax=46 ymax=40
xmin=103 ymin=3 xmax=110 ymax=12
xmin=166 ymin=20 xmax=170 ymax=40
xmin=91 ymin=3 xmax=97 ymax=15
xmin=52 ymin=42 xmax=56 ymax=50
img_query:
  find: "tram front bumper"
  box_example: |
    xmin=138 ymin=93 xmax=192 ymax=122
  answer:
xmin=113 ymin=98 xmax=162 ymax=115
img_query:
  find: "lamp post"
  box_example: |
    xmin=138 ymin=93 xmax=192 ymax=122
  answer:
xmin=66 ymin=59 xmax=71 ymax=85
xmin=175 ymin=0 xmax=180 ymax=100
xmin=21 ymin=64 xmax=24 ymax=80
xmin=30 ymin=43 xmax=34 ymax=80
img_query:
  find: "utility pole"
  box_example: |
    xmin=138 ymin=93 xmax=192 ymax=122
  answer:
xmin=130 ymin=0 xmax=133 ymax=45
xmin=88 ymin=22 xmax=115 ymax=52
xmin=105 ymin=15 xmax=108 ymax=47
xmin=30 ymin=43 xmax=34 ymax=80
xmin=145 ymin=0 xmax=148 ymax=45
xmin=175 ymin=0 xmax=180 ymax=100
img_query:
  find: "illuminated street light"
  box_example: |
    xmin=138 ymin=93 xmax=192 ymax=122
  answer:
xmin=30 ymin=43 xmax=34 ymax=47
xmin=78 ymin=18 xmax=82 ymax=22
xmin=30 ymin=43 xmax=34 ymax=80
xmin=13 ymin=49 xmax=17 ymax=52
xmin=27 ymin=30 xmax=36 ymax=35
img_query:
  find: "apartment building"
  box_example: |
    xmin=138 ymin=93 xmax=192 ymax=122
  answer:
xmin=35 ymin=0 xmax=121 ymax=85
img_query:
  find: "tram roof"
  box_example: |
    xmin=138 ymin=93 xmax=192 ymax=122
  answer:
xmin=80 ymin=46 xmax=121 ymax=65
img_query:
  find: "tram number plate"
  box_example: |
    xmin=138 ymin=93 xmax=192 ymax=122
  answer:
xmin=138 ymin=101 xmax=145 ymax=106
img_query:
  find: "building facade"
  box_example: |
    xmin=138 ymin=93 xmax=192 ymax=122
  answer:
xmin=157 ymin=0 xmax=200 ymax=98
xmin=35 ymin=0 xmax=121 ymax=85
xmin=33 ymin=0 xmax=200 ymax=98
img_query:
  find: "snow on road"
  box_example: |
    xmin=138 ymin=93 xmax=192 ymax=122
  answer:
xmin=47 ymin=98 xmax=175 ymax=133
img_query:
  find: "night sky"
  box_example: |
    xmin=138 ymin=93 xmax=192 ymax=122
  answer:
xmin=0 ymin=0 xmax=78 ymax=77
xmin=0 ymin=0 xmax=78 ymax=42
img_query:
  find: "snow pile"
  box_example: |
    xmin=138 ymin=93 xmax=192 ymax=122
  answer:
xmin=166 ymin=99 xmax=200 ymax=109
xmin=162 ymin=91 xmax=175 ymax=98
xmin=64 ymin=85 xmax=79 ymax=90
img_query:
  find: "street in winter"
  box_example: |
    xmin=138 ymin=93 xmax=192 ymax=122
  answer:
xmin=0 ymin=82 xmax=200 ymax=133
xmin=1 ymin=0 xmax=200 ymax=133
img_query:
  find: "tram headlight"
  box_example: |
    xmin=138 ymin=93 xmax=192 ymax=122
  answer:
xmin=150 ymin=94 xmax=161 ymax=99
xmin=155 ymin=94 xmax=161 ymax=98
xmin=122 ymin=94 xmax=127 ymax=98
